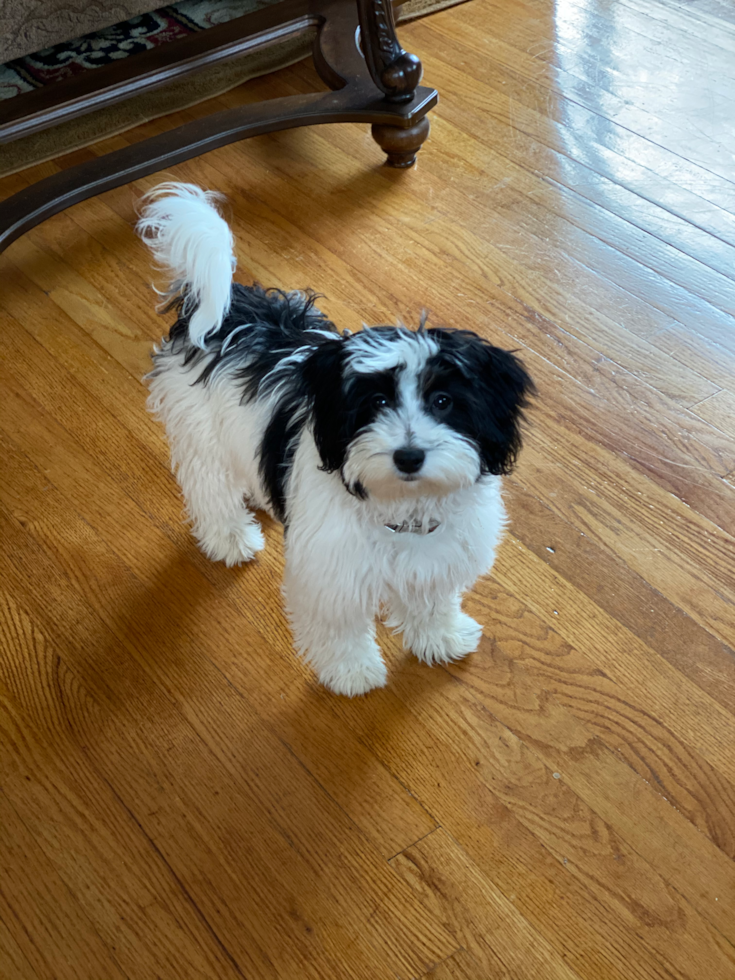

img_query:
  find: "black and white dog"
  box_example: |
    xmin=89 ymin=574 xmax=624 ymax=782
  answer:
xmin=138 ymin=183 xmax=533 ymax=696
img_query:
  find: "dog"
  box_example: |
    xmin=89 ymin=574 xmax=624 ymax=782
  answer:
xmin=137 ymin=183 xmax=533 ymax=696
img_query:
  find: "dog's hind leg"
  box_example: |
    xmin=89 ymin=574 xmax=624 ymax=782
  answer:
xmin=176 ymin=450 xmax=264 ymax=566
xmin=149 ymin=363 xmax=264 ymax=566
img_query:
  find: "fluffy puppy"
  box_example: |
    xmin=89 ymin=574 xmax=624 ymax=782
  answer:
xmin=138 ymin=183 xmax=533 ymax=696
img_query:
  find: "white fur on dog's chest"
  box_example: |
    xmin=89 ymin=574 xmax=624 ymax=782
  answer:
xmin=285 ymin=437 xmax=504 ymax=576
xmin=361 ymin=479 xmax=505 ymax=590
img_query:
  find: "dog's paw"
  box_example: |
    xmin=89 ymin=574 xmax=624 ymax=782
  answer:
xmin=408 ymin=612 xmax=483 ymax=665
xmin=316 ymin=647 xmax=387 ymax=697
xmin=198 ymin=517 xmax=265 ymax=567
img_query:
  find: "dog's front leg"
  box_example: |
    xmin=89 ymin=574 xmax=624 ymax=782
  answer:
xmin=283 ymin=541 xmax=386 ymax=697
xmin=285 ymin=587 xmax=387 ymax=696
xmin=387 ymin=589 xmax=483 ymax=666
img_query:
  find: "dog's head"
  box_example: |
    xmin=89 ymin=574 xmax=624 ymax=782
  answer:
xmin=299 ymin=325 xmax=534 ymax=500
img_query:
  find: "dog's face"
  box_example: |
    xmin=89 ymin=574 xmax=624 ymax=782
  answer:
xmin=301 ymin=327 xmax=533 ymax=501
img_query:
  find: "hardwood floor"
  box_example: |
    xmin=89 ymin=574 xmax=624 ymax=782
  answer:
xmin=1 ymin=0 xmax=734 ymax=976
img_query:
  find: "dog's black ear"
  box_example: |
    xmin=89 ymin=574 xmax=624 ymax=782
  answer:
xmin=474 ymin=344 xmax=535 ymax=475
xmin=428 ymin=329 xmax=535 ymax=476
xmin=300 ymin=338 xmax=348 ymax=472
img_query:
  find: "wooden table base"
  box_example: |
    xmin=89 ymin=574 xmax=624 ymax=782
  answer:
xmin=0 ymin=0 xmax=437 ymax=254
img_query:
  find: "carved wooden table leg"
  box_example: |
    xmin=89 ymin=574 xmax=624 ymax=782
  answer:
xmin=0 ymin=0 xmax=437 ymax=252
xmin=372 ymin=114 xmax=430 ymax=167
xmin=355 ymin=0 xmax=432 ymax=165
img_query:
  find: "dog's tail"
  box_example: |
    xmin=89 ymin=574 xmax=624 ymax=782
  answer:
xmin=137 ymin=182 xmax=236 ymax=348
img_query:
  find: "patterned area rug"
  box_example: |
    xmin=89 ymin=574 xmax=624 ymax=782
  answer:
xmin=0 ymin=1 xmax=272 ymax=100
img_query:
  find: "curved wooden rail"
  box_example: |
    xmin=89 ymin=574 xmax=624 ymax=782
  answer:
xmin=0 ymin=86 xmax=436 ymax=254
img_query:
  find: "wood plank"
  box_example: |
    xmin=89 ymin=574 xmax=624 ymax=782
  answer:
xmin=9 ymin=135 xmax=735 ymax=635
xmin=576 ymin=0 xmax=735 ymax=61
xmin=651 ymin=324 xmax=735 ymax=396
xmin=145 ymin=112 xmax=735 ymax=462
xmin=0 ymin=233 xmax=153 ymax=379
xmin=392 ymin=828 xmax=585 ymax=980
xmin=0 ymin=579 xmax=438 ymax=980
xmin=0 ymin=787 xmax=129 ymax=980
xmin=413 ymin=15 xmax=735 ymax=258
xmin=464 ymin=572 xmax=735 ymax=857
xmin=419 ymin=949 xmax=486 ymax=980
xmin=229 ymin=67 xmax=728 ymax=350
xmin=416 ymin=4 xmax=735 ymax=209
xmin=350 ymin=648 xmax=735 ymax=965
xmin=4 ymin=294 xmax=732 ymax=976
xmin=516 ymin=413 xmax=735 ymax=647
xmin=75 ymin=89 xmax=722 ymax=431
xmin=0 ymin=370 xmax=455 ymax=978
xmin=662 ymin=0 xmax=735 ymax=29
xmin=691 ymin=390 xmax=735 ymax=434
xmin=435 ymin=655 xmax=735 ymax=952
xmin=490 ymin=535 xmax=735 ymax=789
xmin=0 ymin=414 xmax=432 ymax=872
xmin=110 ymin=125 xmax=735 ymax=536
xmin=0 ymin=679 xmax=249 ymax=980
xmin=505 ymin=487 xmax=735 ymax=715
xmin=212 ymin=141 xmax=735 ymax=542
xmin=407 ymin=51 xmax=735 ymax=285
xmin=422 ymin=2 xmax=735 ymax=206
xmin=0 ymin=902 xmax=38 ymax=980
xmin=268 ymin=65 xmax=735 ymax=387
xmin=0 ymin=489 xmax=454 ymax=980
xmin=327 ymin=670 xmax=735 ymax=980
xmin=522 ymin=0 xmax=735 ymax=119
xmin=274 ymin=110 xmax=726 ymax=417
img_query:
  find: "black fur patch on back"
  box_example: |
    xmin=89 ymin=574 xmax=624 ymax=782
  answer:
xmin=165 ymin=283 xmax=336 ymax=389
xmin=159 ymin=283 xmax=341 ymax=521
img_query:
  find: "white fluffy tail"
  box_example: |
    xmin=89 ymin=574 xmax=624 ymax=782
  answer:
xmin=137 ymin=182 xmax=236 ymax=348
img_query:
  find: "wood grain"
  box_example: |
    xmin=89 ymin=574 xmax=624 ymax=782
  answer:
xmin=691 ymin=389 xmax=735 ymax=433
xmin=0 ymin=369 xmax=437 ymax=862
xmin=143 ymin=113 xmax=735 ymax=536
xmin=418 ymin=949 xmax=487 ymax=980
xmin=326 ymin=672 xmax=724 ymax=980
xmin=0 ymin=789 xmax=128 ymax=980
xmin=391 ymin=828 xmax=584 ymax=979
xmin=2 ymin=0 xmax=735 ymax=977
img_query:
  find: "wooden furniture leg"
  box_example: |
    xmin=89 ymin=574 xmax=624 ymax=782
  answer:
xmin=355 ymin=0 xmax=431 ymax=164
xmin=371 ymin=115 xmax=431 ymax=167
xmin=0 ymin=0 xmax=437 ymax=254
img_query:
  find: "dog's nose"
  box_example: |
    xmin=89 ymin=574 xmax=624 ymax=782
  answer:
xmin=393 ymin=447 xmax=426 ymax=474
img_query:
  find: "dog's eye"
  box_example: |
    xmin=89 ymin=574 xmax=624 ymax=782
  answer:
xmin=371 ymin=393 xmax=390 ymax=410
xmin=431 ymin=392 xmax=453 ymax=415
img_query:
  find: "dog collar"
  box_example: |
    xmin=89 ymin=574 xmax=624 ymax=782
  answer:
xmin=384 ymin=520 xmax=440 ymax=534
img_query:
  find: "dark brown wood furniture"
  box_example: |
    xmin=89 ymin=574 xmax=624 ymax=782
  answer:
xmin=0 ymin=0 xmax=437 ymax=253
